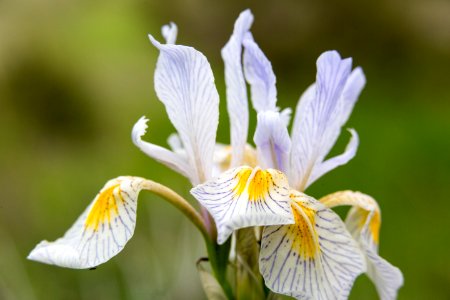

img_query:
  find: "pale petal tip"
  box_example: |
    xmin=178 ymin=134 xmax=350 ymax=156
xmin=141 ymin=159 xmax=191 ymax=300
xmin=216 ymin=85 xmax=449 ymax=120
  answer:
xmin=346 ymin=128 xmax=359 ymax=145
xmin=318 ymin=50 xmax=342 ymax=62
xmin=132 ymin=116 xmax=149 ymax=144
xmin=318 ymin=50 xmax=353 ymax=68
xmin=148 ymin=34 xmax=162 ymax=48
xmin=352 ymin=66 xmax=367 ymax=86
xmin=162 ymin=22 xmax=178 ymax=44
xmin=27 ymin=241 xmax=82 ymax=268
xmin=238 ymin=9 xmax=254 ymax=25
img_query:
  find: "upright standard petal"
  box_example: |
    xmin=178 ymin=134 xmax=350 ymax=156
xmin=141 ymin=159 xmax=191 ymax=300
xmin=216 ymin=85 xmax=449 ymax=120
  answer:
xmin=132 ymin=116 xmax=193 ymax=181
xmin=149 ymin=36 xmax=220 ymax=185
xmin=243 ymin=33 xmax=277 ymax=112
xmin=191 ymin=166 xmax=294 ymax=244
xmin=161 ymin=22 xmax=178 ymax=44
xmin=253 ymin=111 xmax=291 ymax=173
xmin=320 ymin=191 xmax=404 ymax=300
xmin=221 ymin=9 xmax=253 ymax=167
xmin=290 ymin=51 xmax=365 ymax=191
xmin=28 ymin=177 xmax=148 ymax=269
xmin=260 ymin=191 xmax=366 ymax=300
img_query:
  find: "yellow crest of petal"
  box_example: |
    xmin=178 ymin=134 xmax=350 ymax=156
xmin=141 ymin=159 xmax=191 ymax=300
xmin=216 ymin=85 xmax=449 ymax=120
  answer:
xmin=288 ymin=194 xmax=320 ymax=259
xmin=233 ymin=167 xmax=277 ymax=202
xmin=85 ymin=184 xmax=121 ymax=231
xmin=247 ymin=169 xmax=273 ymax=201
xmin=233 ymin=167 xmax=252 ymax=196
xmin=320 ymin=190 xmax=381 ymax=244
xmin=353 ymin=208 xmax=381 ymax=244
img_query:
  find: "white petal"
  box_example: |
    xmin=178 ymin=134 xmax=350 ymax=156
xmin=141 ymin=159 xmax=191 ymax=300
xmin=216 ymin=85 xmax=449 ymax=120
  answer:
xmin=28 ymin=177 xmax=148 ymax=269
xmin=364 ymin=244 xmax=404 ymax=300
xmin=279 ymin=107 xmax=292 ymax=127
xmin=191 ymin=166 xmax=294 ymax=244
xmin=221 ymin=9 xmax=253 ymax=167
xmin=260 ymin=191 xmax=365 ymax=299
xmin=339 ymin=67 xmax=366 ymax=124
xmin=149 ymin=36 xmax=220 ymax=184
xmin=253 ymin=111 xmax=291 ymax=173
xmin=167 ymin=132 xmax=183 ymax=152
xmin=290 ymin=51 xmax=364 ymax=191
xmin=243 ymin=33 xmax=277 ymax=112
xmin=309 ymin=128 xmax=359 ymax=184
xmin=132 ymin=116 xmax=193 ymax=181
xmin=289 ymin=83 xmax=315 ymax=191
xmin=161 ymin=22 xmax=178 ymax=44
xmin=320 ymin=191 xmax=403 ymax=300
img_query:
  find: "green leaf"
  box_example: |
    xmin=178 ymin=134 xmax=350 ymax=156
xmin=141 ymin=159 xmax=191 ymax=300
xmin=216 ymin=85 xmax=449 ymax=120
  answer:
xmin=197 ymin=258 xmax=228 ymax=300
xmin=235 ymin=228 xmax=265 ymax=300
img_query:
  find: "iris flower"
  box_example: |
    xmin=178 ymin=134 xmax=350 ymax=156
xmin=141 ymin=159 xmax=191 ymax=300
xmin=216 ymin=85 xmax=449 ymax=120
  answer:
xmin=28 ymin=9 xmax=403 ymax=300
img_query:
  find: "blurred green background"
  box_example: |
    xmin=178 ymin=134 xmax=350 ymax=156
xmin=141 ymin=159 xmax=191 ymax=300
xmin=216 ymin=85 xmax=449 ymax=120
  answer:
xmin=1 ymin=0 xmax=449 ymax=299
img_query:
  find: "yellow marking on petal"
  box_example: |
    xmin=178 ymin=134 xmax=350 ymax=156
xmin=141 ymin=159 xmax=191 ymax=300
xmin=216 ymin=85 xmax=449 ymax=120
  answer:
xmin=247 ymin=169 xmax=273 ymax=202
xmin=319 ymin=190 xmax=381 ymax=244
xmin=233 ymin=168 xmax=252 ymax=196
xmin=288 ymin=196 xmax=320 ymax=259
xmin=370 ymin=211 xmax=381 ymax=244
xmin=355 ymin=208 xmax=381 ymax=244
xmin=232 ymin=168 xmax=276 ymax=202
xmin=85 ymin=184 xmax=121 ymax=231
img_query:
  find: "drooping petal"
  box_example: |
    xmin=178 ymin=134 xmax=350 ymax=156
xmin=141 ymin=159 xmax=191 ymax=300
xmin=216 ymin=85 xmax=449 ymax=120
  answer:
xmin=253 ymin=111 xmax=291 ymax=173
xmin=308 ymin=129 xmax=359 ymax=184
xmin=28 ymin=177 xmax=148 ymax=269
xmin=260 ymin=191 xmax=366 ymax=300
xmin=161 ymin=22 xmax=178 ymax=44
xmin=149 ymin=36 xmax=220 ymax=185
xmin=243 ymin=33 xmax=277 ymax=112
xmin=320 ymin=191 xmax=403 ymax=300
xmin=132 ymin=116 xmax=193 ymax=181
xmin=363 ymin=244 xmax=404 ymax=300
xmin=191 ymin=166 xmax=294 ymax=244
xmin=290 ymin=51 xmax=365 ymax=191
xmin=221 ymin=9 xmax=253 ymax=167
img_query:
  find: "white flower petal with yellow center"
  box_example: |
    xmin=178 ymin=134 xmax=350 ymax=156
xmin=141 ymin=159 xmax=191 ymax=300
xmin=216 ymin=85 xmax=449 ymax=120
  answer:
xmin=260 ymin=191 xmax=366 ymax=300
xmin=28 ymin=177 xmax=148 ymax=269
xmin=191 ymin=166 xmax=295 ymax=244
xmin=320 ymin=191 xmax=404 ymax=300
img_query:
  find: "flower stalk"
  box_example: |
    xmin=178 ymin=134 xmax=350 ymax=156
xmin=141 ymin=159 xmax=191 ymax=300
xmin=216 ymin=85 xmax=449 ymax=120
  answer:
xmin=140 ymin=179 xmax=209 ymax=240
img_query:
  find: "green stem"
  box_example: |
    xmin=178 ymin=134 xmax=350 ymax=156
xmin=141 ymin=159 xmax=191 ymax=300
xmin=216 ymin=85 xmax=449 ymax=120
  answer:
xmin=142 ymin=180 xmax=209 ymax=240
xmin=142 ymin=179 xmax=234 ymax=299
xmin=206 ymin=239 xmax=234 ymax=300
